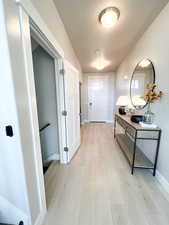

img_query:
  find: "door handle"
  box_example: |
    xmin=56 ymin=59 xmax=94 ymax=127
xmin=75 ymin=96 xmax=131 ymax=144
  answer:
xmin=89 ymin=102 xmax=92 ymax=106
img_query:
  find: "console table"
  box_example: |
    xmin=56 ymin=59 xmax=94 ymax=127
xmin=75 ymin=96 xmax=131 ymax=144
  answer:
xmin=114 ymin=114 xmax=161 ymax=176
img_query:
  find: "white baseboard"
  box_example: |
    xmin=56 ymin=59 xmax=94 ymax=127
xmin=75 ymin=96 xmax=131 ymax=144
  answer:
xmin=82 ymin=120 xmax=89 ymax=124
xmin=106 ymin=120 xmax=114 ymax=123
xmin=44 ymin=153 xmax=60 ymax=165
xmin=34 ymin=209 xmax=46 ymax=225
xmin=0 ymin=196 xmax=29 ymax=225
xmin=156 ymin=170 xmax=169 ymax=194
xmin=82 ymin=120 xmax=114 ymax=124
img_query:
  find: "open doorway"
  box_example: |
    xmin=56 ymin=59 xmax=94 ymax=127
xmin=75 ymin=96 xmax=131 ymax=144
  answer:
xmin=31 ymin=36 xmax=60 ymax=173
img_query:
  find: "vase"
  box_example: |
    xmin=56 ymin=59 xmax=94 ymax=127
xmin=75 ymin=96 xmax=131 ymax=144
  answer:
xmin=143 ymin=103 xmax=155 ymax=124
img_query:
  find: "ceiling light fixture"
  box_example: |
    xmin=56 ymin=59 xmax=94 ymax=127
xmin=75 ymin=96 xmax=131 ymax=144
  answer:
xmin=92 ymin=58 xmax=110 ymax=70
xmin=99 ymin=7 xmax=120 ymax=28
xmin=139 ymin=59 xmax=151 ymax=68
xmin=91 ymin=49 xmax=110 ymax=70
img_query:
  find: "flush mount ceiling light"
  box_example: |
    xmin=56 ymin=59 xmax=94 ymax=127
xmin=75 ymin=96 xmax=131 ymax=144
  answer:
xmin=99 ymin=7 xmax=120 ymax=28
xmin=139 ymin=59 xmax=151 ymax=68
xmin=91 ymin=49 xmax=110 ymax=70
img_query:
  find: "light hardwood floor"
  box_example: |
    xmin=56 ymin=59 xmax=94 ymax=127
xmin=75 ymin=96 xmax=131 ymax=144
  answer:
xmin=44 ymin=123 xmax=169 ymax=225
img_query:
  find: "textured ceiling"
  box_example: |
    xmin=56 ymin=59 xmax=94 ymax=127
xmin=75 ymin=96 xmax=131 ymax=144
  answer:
xmin=54 ymin=0 xmax=169 ymax=73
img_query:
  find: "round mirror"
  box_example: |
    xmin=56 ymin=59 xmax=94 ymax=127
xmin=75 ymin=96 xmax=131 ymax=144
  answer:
xmin=130 ymin=59 xmax=155 ymax=109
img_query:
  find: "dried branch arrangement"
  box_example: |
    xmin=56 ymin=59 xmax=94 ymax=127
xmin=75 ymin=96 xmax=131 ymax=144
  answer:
xmin=143 ymin=84 xmax=163 ymax=103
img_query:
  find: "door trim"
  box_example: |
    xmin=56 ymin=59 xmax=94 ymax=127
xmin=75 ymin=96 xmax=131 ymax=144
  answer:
xmin=16 ymin=0 xmax=64 ymax=57
xmin=18 ymin=4 xmax=67 ymax=225
xmin=29 ymin=17 xmax=67 ymax=164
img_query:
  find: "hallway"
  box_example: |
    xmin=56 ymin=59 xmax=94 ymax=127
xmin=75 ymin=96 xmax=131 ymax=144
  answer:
xmin=44 ymin=123 xmax=169 ymax=225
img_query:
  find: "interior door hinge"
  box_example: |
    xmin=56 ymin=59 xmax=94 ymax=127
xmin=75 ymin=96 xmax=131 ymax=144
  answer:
xmin=64 ymin=147 xmax=69 ymax=152
xmin=62 ymin=110 xmax=67 ymax=116
xmin=60 ymin=69 xmax=65 ymax=75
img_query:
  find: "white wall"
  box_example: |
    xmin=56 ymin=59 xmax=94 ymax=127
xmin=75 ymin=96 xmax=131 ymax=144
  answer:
xmin=0 ymin=0 xmax=41 ymax=224
xmin=0 ymin=0 xmax=29 ymax=222
xmin=116 ymin=2 xmax=169 ymax=183
xmin=1 ymin=0 xmax=82 ymax=224
xmin=82 ymin=72 xmax=115 ymax=123
xmin=32 ymin=45 xmax=60 ymax=162
xmin=29 ymin=0 xmax=82 ymax=80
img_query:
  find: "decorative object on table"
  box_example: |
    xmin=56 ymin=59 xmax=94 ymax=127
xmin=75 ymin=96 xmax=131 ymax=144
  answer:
xmin=130 ymin=59 xmax=155 ymax=110
xmin=139 ymin=122 xmax=157 ymax=129
xmin=126 ymin=102 xmax=135 ymax=115
xmin=116 ymin=96 xmax=130 ymax=115
xmin=143 ymin=84 xmax=163 ymax=124
xmin=131 ymin=115 xmax=144 ymax=123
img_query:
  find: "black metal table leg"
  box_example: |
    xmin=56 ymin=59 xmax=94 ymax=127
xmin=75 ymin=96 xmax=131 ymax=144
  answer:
xmin=131 ymin=131 xmax=137 ymax=175
xmin=153 ymin=130 xmax=162 ymax=176
xmin=114 ymin=115 xmax=116 ymax=139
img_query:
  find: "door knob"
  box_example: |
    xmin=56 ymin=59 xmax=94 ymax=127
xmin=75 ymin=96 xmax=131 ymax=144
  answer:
xmin=89 ymin=102 xmax=92 ymax=106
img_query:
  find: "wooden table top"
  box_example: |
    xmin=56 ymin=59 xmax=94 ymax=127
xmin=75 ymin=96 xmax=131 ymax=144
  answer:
xmin=115 ymin=114 xmax=161 ymax=131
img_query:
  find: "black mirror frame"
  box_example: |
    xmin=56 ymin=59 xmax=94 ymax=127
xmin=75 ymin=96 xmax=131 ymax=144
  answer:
xmin=130 ymin=59 xmax=156 ymax=110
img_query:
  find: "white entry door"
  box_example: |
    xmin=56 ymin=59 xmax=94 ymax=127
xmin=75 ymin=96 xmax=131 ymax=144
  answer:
xmin=88 ymin=76 xmax=109 ymax=122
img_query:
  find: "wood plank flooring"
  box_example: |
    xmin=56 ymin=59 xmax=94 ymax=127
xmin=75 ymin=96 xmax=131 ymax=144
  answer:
xmin=43 ymin=123 xmax=169 ymax=225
